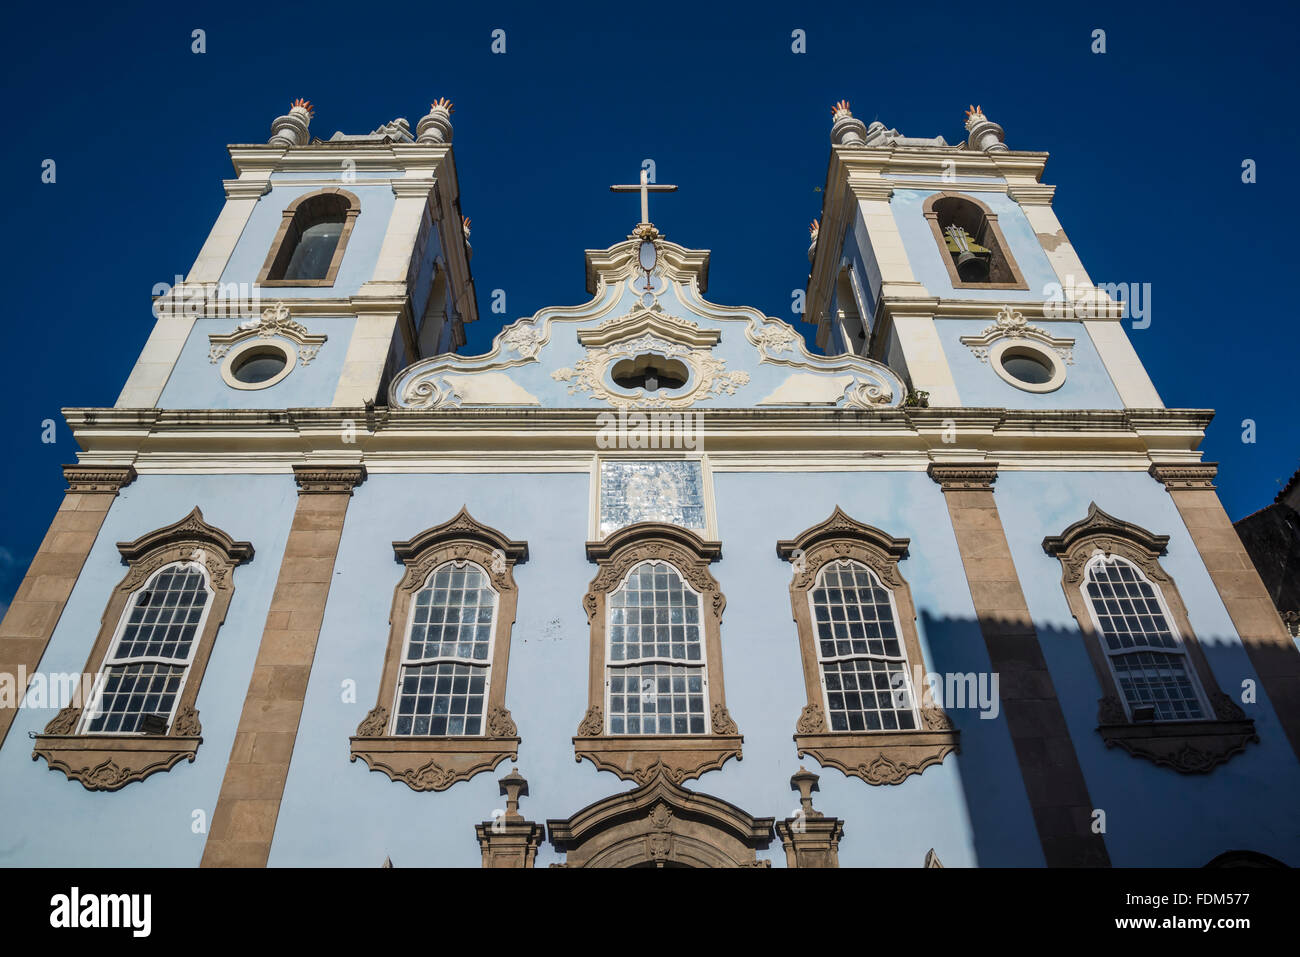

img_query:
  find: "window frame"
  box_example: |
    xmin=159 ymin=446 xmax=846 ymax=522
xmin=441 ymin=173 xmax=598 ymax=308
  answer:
xmin=602 ymin=557 xmax=712 ymax=736
xmin=387 ymin=557 xmax=501 ymax=737
xmin=32 ymin=507 xmax=253 ymax=791
xmin=1078 ymin=552 xmax=1212 ymax=723
xmin=777 ymin=508 xmax=960 ymax=786
xmin=575 ymin=523 xmax=741 ymax=785
xmin=921 ymin=191 xmax=1029 ymax=291
xmin=350 ymin=507 xmax=527 ymax=792
xmin=1043 ymin=503 xmax=1258 ymax=773
xmin=807 ymin=558 xmax=923 ymax=734
xmin=257 ymin=187 xmax=361 ymax=288
xmin=78 ymin=560 xmax=217 ymax=736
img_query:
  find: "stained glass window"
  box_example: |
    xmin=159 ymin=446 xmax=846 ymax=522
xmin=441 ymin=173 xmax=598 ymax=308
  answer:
xmin=810 ymin=559 xmax=918 ymax=732
xmin=83 ymin=563 xmax=210 ymax=734
xmin=392 ymin=561 xmax=497 ymax=735
xmin=599 ymin=460 xmax=705 ymax=536
xmin=1083 ymin=555 xmax=1206 ymax=721
xmin=606 ymin=561 xmax=708 ymax=734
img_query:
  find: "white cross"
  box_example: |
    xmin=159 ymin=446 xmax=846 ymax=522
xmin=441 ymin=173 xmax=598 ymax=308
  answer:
xmin=610 ymin=168 xmax=678 ymax=225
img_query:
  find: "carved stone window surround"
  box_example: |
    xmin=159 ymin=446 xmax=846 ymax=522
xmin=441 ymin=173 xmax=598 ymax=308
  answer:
xmin=256 ymin=187 xmax=360 ymax=288
xmin=350 ymin=507 xmax=527 ymax=792
xmin=208 ymin=302 xmax=328 ymax=392
xmin=1042 ymin=503 xmax=1257 ymax=773
xmin=922 ymin=191 xmax=1029 ymax=291
xmin=32 ymin=508 xmax=254 ymax=791
xmin=776 ymin=508 xmax=960 ymax=786
xmin=574 ymin=523 xmax=742 ymax=785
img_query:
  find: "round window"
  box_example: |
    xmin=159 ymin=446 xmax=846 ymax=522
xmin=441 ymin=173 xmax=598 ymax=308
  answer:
xmin=989 ymin=341 xmax=1066 ymax=393
xmin=610 ymin=354 xmax=689 ymax=393
xmin=220 ymin=340 xmax=297 ymax=390
xmin=1000 ymin=350 xmax=1052 ymax=385
xmin=232 ymin=347 xmax=289 ymax=384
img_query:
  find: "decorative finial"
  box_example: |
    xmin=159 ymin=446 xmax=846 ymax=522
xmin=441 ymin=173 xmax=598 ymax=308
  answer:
xmin=830 ymin=99 xmax=867 ymax=148
xmin=789 ymin=766 xmax=824 ymax=819
xmin=964 ymin=104 xmax=1007 ymax=152
xmin=269 ymin=98 xmax=314 ymax=147
xmin=417 ymin=98 xmax=455 ymax=144
xmin=498 ymin=769 xmax=529 ymax=821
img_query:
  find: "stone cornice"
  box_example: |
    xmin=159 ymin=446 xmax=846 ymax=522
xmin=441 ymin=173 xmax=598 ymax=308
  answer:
xmin=62 ymin=464 xmax=137 ymax=494
xmin=1149 ymin=462 xmax=1219 ymax=490
xmin=60 ymin=407 xmax=1218 ymax=472
xmin=927 ymin=462 xmax=999 ymax=490
xmin=292 ymin=463 xmax=368 ymax=494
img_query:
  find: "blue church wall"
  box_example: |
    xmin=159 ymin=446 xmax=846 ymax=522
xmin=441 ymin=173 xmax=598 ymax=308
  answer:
xmin=890 ymin=188 xmax=1059 ymax=301
xmin=268 ymin=469 xmax=1044 ymax=867
xmin=218 ymin=182 xmax=397 ymax=297
xmin=156 ymin=315 xmax=356 ymax=409
xmin=937 ymin=319 xmax=1124 ymax=409
xmin=995 ymin=471 xmax=1300 ymax=866
xmin=0 ymin=475 xmax=296 ymax=866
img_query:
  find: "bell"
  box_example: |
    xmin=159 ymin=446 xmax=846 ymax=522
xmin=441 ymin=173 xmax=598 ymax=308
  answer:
xmin=956 ymin=251 xmax=990 ymax=283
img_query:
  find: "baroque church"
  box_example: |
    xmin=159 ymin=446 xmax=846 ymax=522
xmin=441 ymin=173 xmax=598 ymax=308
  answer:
xmin=1 ymin=98 xmax=1296 ymax=868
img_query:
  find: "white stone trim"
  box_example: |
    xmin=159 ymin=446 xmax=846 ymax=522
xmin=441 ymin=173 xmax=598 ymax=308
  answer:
xmin=986 ymin=338 xmax=1067 ymax=394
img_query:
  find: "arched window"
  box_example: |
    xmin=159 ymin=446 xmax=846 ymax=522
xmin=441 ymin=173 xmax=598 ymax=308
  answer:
xmin=258 ymin=188 xmax=360 ymax=287
xmin=576 ymin=523 xmax=741 ymax=785
xmin=351 ymin=508 xmax=527 ymax=792
xmin=83 ymin=562 xmax=213 ymax=734
xmin=32 ymin=507 xmax=254 ymax=791
xmin=392 ymin=560 xmax=498 ymax=736
xmin=834 ymin=268 xmax=867 ymax=355
xmin=1081 ymin=554 xmax=1208 ymax=722
xmin=810 ymin=559 xmax=917 ymax=732
xmin=779 ymin=509 xmax=959 ymax=786
xmin=1043 ymin=503 xmax=1258 ymax=773
xmin=922 ymin=192 xmax=1027 ymax=290
xmin=607 ymin=560 xmax=708 ymax=735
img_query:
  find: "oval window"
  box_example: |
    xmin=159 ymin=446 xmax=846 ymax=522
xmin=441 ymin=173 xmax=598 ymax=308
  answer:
xmin=611 ymin=354 xmax=689 ymax=393
xmin=999 ymin=350 xmax=1053 ymax=385
xmin=232 ymin=347 xmax=289 ymax=384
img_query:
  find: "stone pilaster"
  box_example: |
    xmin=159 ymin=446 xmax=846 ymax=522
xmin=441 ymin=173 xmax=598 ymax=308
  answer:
xmin=774 ymin=767 xmax=844 ymax=868
xmin=201 ymin=465 xmax=365 ymax=867
xmin=475 ymin=770 xmax=545 ymax=868
xmin=928 ymin=463 xmax=1110 ymax=867
xmin=1150 ymin=463 xmax=1300 ymax=761
xmin=0 ymin=465 xmax=135 ymax=750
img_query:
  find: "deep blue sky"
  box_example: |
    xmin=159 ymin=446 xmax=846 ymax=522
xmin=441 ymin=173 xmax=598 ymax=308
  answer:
xmin=2 ymin=1 xmax=1297 ymax=613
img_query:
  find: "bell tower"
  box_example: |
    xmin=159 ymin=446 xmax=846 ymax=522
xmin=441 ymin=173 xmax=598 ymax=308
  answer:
xmin=115 ymin=98 xmax=478 ymax=410
xmin=805 ymin=102 xmax=1161 ymax=410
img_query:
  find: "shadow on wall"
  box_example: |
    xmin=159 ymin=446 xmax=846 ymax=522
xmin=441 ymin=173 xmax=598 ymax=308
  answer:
xmin=916 ymin=609 xmax=1298 ymax=868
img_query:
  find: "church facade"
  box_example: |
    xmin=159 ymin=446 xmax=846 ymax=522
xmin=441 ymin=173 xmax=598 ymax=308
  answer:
xmin=1 ymin=99 xmax=1296 ymax=868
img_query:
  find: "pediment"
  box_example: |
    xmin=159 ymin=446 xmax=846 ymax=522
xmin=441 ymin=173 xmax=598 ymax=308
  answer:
xmin=388 ymin=232 xmax=907 ymax=412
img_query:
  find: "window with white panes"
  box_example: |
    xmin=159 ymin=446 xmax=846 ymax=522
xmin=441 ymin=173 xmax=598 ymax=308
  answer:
xmin=809 ymin=559 xmax=919 ymax=732
xmin=605 ymin=560 xmax=708 ymax=735
xmin=1081 ymin=554 xmax=1208 ymax=721
xmin=82 ymin=562 xmax=212 ymax=734
xmin=391 ymin=560 xmax=498 ymax=736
